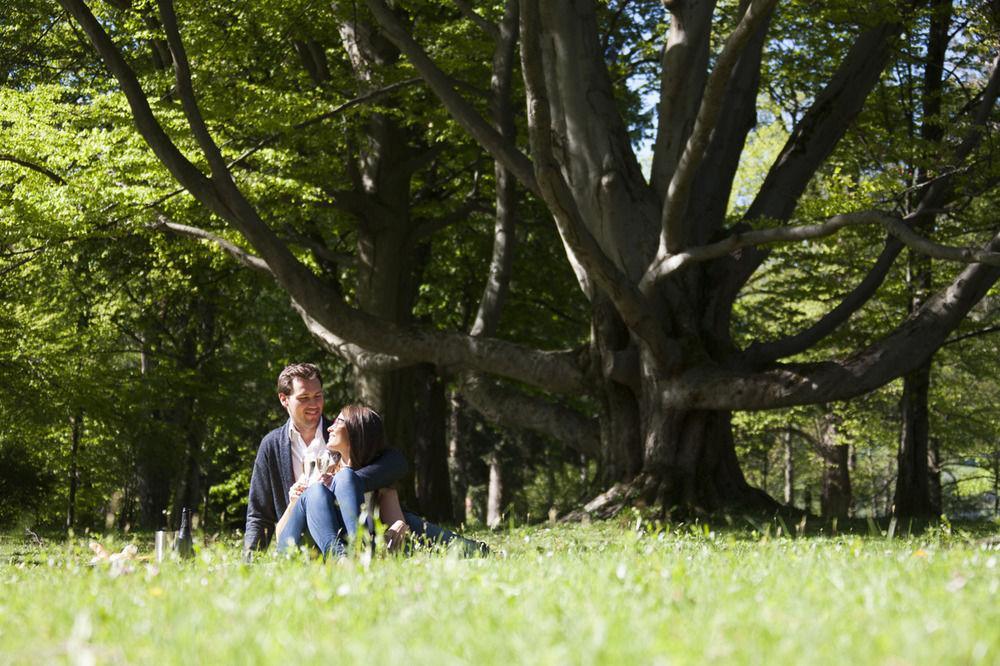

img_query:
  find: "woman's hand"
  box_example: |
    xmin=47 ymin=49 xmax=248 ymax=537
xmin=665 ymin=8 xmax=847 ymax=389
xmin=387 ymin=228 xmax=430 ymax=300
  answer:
xmin=288 ymin=479 xmax=307 ymax=502
xmin=318 ymin=452 xmax=344 ymax=485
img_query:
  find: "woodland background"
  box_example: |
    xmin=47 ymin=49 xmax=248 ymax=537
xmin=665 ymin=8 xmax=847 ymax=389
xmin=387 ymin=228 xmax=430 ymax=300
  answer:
xmin=2 ymin=0 xmax=1000 ymax=534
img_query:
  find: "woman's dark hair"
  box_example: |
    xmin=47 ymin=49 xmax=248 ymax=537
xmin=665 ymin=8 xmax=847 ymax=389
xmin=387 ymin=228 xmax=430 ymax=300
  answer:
xmin=339 ymin=404 xmax=385 ymax=467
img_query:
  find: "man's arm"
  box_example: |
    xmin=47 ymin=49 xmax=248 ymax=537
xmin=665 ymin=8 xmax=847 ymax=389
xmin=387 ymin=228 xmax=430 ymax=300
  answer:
xmin=244 ymin=446 xmax=278 ymax=553
xmin=353 ymin=447 xmax=408 ymax=493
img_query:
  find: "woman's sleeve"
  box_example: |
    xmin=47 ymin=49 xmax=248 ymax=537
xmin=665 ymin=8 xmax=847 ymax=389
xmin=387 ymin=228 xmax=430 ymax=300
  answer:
xmin=354 ymin=447 xmax=409 ymax=493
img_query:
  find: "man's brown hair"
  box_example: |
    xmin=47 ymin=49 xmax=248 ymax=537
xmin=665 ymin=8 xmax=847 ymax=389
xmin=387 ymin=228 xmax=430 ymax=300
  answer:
xmin=276 ymin=363 xmax=323 ymax=395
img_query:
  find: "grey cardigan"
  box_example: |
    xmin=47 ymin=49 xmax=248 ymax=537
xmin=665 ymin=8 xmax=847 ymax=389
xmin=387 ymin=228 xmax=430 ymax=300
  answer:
xmin=243 ymin=417 xmax=408 ymax=552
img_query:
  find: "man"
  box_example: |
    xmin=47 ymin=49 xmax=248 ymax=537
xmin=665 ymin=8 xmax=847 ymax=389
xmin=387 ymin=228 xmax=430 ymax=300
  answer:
xmin=244 ymin=363 xmax=486 ymax=556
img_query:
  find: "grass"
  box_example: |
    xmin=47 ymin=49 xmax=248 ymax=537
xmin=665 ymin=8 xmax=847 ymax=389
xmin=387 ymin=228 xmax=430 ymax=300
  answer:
xmin=2 ymin=517 xmax=999 ymax=665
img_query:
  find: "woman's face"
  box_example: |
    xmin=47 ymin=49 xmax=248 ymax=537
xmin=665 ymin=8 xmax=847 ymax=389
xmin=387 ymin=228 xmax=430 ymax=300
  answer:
xmin=327 ymin=414 xmax=350 ymax=461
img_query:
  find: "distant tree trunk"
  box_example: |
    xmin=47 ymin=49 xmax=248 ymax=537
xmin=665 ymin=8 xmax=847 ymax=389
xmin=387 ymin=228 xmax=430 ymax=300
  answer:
xmin=783 ymin=428 xmax=794 ymax=506
xmin=66 ymin=408 xmax=83 ymax=530
xmin=928 ymin=436 xmax=941 ymax=515
xmin=413 ymin=367 xmax=453 ymax=521
xmin=821 ymin=445 xmax=852 ymax=519
xmin=487 ymin=449 xmax=503 ymax=528
xmin=895 ymin=364 xmax=935 ymax=517
xmin=819 ymin=413 xmax=852 ymax=518
xmin=446 ymin=389 xmax=469 ymax=522
xmin=893 ymin=0 xmax=952 ymax=520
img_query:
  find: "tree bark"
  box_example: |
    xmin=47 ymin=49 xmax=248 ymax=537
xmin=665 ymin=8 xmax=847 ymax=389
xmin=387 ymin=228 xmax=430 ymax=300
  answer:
xmin=487 ymin=449 xmax=503 ymax=528
xmin=895 ymin=365 xmax=935 ymax=517
xmin=413 ymin=366 xmax=453 ymax=521
xmin=447 ymin=389 xmax=470 ymax=522
xmin=893 ymin=0 xmax=952 ymax=520
xmin=783 ymin=428 xmax=794 ymax=507
xmin=66 ymin=409 xmax=83 ymax=530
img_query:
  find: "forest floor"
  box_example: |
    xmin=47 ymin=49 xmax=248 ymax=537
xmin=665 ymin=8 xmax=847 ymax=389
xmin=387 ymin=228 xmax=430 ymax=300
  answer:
xmin=1 ymin=516 xmax=998 ymax=664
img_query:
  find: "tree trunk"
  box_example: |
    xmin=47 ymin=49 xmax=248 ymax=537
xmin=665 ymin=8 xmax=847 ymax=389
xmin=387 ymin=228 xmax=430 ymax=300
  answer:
xmin=894 ymin=365 xmax=935 ymax=517
xmin=591 ymin=295 xmax=642 ymax=484
xmin=928 ymin=436 xmax=941 ymax=515
xmin=66 ymin=408 xmax=83 ymax=530
xmin=638 ymin=397 xmax=776 ymax=513
xmin=783 ymin=428 xmax=794 ymax=507
xmin=413 ymin=366 xmax=453 ymax=521
xmin=446 ymin=389 xmax=470 ymax=522
xmin=487 ymin=449 xmax=503 ymax=528
xmin=821 ymin=445 xmax=852 ymax=519
xmin=818 ymin=412 xmax=851 ymax=518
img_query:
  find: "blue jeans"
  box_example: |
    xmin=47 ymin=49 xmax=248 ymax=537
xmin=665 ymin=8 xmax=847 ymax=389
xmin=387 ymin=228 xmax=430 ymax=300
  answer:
xmin=276 ymin=468 xmax=365 ymax=558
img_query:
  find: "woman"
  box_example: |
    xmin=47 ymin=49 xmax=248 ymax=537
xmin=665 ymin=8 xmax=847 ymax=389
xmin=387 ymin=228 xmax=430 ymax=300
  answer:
xmin=277 ymin=404 xmax=481 ymax=557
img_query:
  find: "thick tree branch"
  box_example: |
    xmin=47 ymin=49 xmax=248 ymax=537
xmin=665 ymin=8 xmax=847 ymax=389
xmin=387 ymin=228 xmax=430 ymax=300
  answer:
xmin=459 ymin=374 xmax=600 ymax=456
xmin=471 ymin=0 xmax=519 ymax=338
xmin=57 ymin=0 xmax=222 ymax=212
xmin=520 ymin=0 xmax=674 ymax=366
xmin=745 ymin=17 xmax=906 ymax=222
xmin=656 ymin=0 xmax=777 ymax=254
xmin=665 ymin=230 xmax=1000 ymax=410
xmin=364 ymin=0 xmax=541 ymax=198
xmin=685 ymin=2 xmax=774 ymax=244
xmin=643 ymin=208 xmax=1000 ymax=290
xmin=743 ymin=52 xmax=1000 ymax=366
xmin=743 ymin=237 xmax=904 ymax=365
xmin=157 ymin=0 xmax=229 ymax=181
xmin=642 ymin=211 xmax=892 ymax=286
xmin=650 ymin=0 xmax=716 ymax=202
xmin=148 ymin=78 xmax=422 ymax=210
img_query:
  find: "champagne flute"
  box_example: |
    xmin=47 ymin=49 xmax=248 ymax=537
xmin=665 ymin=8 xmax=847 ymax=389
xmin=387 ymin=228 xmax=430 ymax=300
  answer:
xmin=304 ymin=453 xmax=317 ymax=486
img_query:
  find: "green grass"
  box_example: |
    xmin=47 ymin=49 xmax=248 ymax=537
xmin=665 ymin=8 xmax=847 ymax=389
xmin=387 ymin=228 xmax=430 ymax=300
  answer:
xmin=2 ymin=519 xmax=999 ymax=664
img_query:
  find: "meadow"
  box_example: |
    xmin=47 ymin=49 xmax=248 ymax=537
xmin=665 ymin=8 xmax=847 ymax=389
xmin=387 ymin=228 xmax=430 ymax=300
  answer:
xmin=2 ymin=518 xmax=998 ymax=665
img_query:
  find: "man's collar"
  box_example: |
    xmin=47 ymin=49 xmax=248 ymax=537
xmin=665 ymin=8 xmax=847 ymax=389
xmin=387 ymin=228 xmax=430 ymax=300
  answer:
xmin=287 ymin=417 xmax=329 ymax=445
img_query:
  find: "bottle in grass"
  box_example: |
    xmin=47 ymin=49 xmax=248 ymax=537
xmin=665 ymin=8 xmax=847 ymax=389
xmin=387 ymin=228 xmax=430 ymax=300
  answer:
xmin=174 ymin=507 xmax=194 ymax=559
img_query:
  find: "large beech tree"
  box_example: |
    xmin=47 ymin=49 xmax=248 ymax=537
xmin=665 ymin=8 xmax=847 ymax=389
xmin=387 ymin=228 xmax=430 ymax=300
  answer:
xmin=50 ymin=0 xmax=1000 ymax=513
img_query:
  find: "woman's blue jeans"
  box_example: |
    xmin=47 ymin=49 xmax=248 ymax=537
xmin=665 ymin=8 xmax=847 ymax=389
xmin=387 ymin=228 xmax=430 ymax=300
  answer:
xmin=276 ymin=468 xmax=365 ymax=558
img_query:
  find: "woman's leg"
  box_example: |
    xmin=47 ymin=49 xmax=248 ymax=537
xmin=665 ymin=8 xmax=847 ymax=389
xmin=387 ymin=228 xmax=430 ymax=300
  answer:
xmin=275 ymin=499 xmax=308 ymax=554
xmin=377 ymin=488 xmax=409 ymax=551
xmin=298 ymin=483 xmax=347 ymax=558
xmin=327 ymin=467 xmax=365 ymax=544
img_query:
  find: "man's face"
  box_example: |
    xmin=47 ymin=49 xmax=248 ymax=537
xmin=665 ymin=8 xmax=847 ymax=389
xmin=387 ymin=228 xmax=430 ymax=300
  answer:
xmin=279 ymin=377 xmax=324 ymax=434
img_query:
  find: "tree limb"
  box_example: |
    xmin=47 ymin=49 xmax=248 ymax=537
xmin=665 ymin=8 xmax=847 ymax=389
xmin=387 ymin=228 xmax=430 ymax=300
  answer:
xmin=745 ymin=16 xmax=907 ymax=222
xmin=519 ymin=0 xmax=675 ymax=367
xmin=152 ymin=214 xmax=271 ymax=273
xmin=0 ymin=153 xmax=66 ymax=185
xmin=743 ymin=237 xmax=903 ymax=365
xmin=458 ymin=374 xmax=600 ymax=456
xmin=57 ymin=0 xmax=222 ymax=212
xmin=649 ymin=0 xmax=716 ymax=201
xmin=664 ymin=230 xmax=1000 ymax=410
xmin=364 ymin=0 xmax=541 ymax=198
xmin=453 ymin=0 xmax=499 ymax=40
xmin=157 ymin=0 xmax=230 ymax=181
xmin=656 ymin=0 xmax=777 ymax=253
